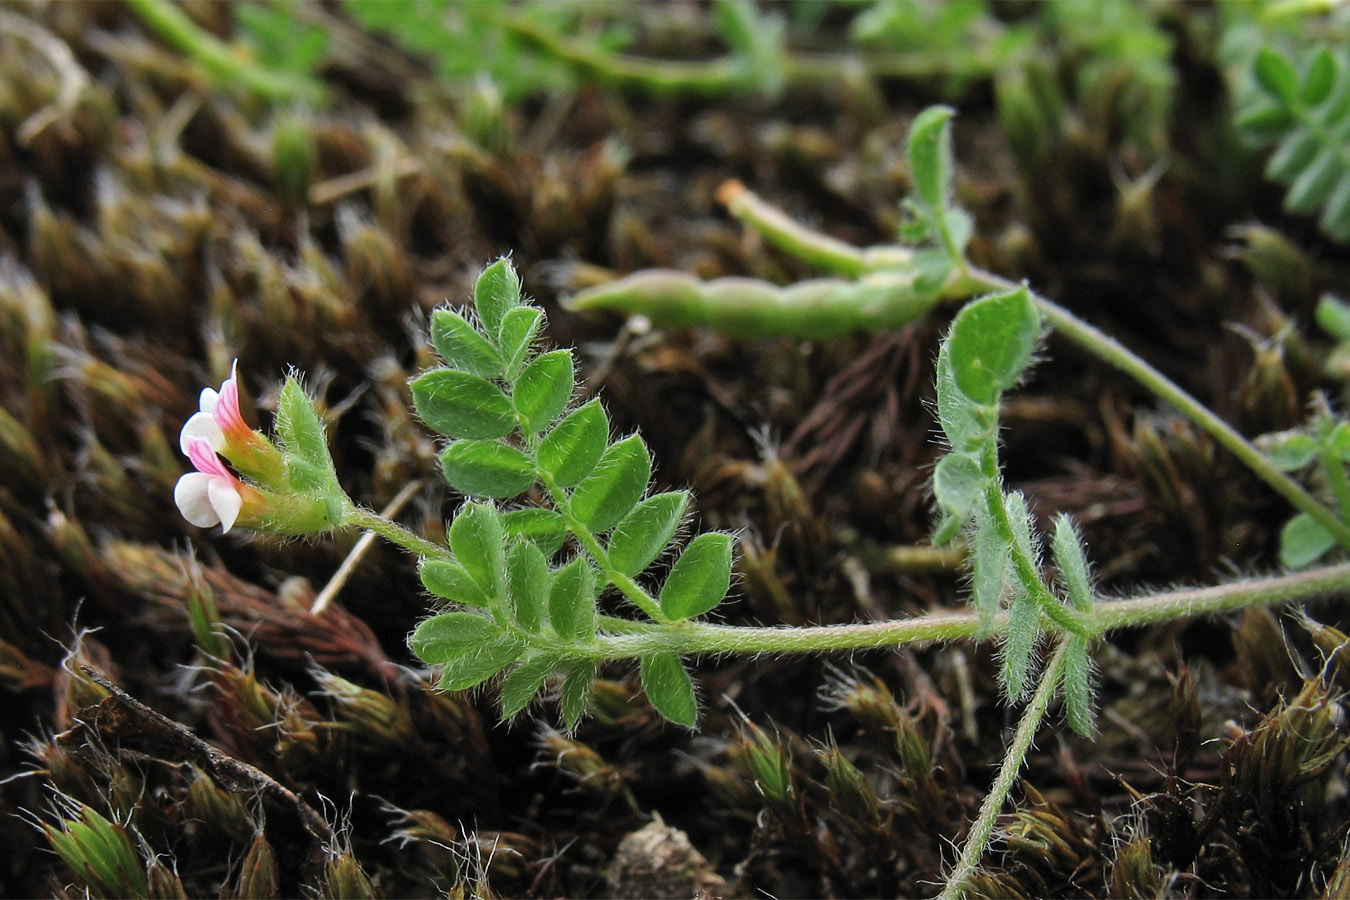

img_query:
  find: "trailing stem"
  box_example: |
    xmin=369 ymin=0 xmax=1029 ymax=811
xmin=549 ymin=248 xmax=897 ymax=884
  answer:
xmin=936 ymin=640 xmax=1070 ymax=900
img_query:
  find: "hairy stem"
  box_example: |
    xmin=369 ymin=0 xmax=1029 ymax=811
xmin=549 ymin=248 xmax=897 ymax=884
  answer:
xmin=125 ymin=0 xmax=325 ymax=104
xmin=979 ymin=446 xmax=1089 ymax=636
xmin=533 ymin=467 xmax=672 ymax=625
xmin=568 ymin=562 xmax=1350 ymax=660
xmin=966 ymin=267 xmax=1350 ymax=552
xmin=342 ymin=504 xmax=448 ymax=561
xmin=937 ymin=639 xmax=1069 ymax=900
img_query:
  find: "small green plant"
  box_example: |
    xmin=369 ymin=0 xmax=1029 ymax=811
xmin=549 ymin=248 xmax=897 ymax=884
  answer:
xmin=1236 ymin=43 xmax=1350 ymax=241
xmin=172 ymin=105 xmax=1350 ymax=898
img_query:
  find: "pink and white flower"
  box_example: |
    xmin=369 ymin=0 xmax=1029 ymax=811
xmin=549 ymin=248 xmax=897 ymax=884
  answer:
xmin=179 ymin=359 xmax=253 ymax=455
xmin=175 ymin=437 xmax=254 ymax=532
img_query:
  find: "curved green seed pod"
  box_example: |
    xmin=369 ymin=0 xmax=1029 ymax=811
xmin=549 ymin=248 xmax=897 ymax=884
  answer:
xmin=564 ymin=269 xmax=945 ymax=339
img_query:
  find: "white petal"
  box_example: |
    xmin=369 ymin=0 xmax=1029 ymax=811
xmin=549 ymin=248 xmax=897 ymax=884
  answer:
xmin=207 ymin=476 xmax=243 ymax=533
xmin=180 ymin=411 xmax=225 ymax=454
xmin=175 ymin=473 xmax=220 ymax=527
xmin=199 ymin=387 xmax=220 ymax=414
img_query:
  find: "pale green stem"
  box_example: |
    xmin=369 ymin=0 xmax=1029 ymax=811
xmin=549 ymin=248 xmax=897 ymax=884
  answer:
xmin=348 ymin=491 xmax=1350 ymax=647
xmin=966 ymin=267 xmax=1350 ymax=553
xmin=571 ymin=562 xmax=1350 ymax=660
xmin=125 ymin=0 xmax=326 ymax=104
xmin=342 ymin=504 xmax=448 ymax=561
xmin=1320 ymin=444 xmax=1350 ymax=524
xmin=719 ymin=183 xmax=911 ymax=276
xmin=936 ymin=640 xmax=1069 ymax=900
xmin=979 ymin=445 xmax=1089 ymax=636
xmin=721 ymin=188 xmax=1350 ymax=551
xmin=533 ymin=466 xmax=672 ymax=625
xmin=497 ymin=13 xmax=1007 ymax=98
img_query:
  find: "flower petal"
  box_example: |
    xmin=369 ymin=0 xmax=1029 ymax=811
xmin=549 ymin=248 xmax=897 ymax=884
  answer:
xmin=207 ymin=476 xmax=243 ymax=533
xmin=180 ymin=411 xmax=225 ymax=454
xmin=175 ymin=473 xmax=220 ymax=527
xmin=213 ymin=360 xmax=249 ymax=438
xmin=185 ymin=437 xmax=233 ymax=478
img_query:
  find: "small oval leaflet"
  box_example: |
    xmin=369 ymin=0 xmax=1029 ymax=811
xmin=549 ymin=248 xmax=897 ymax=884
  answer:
xmin=569 ymin=435 xmax=651 ymax=534
xmin=439 ymin=440 xmax=536 ymax=498
xmin=607 ymin=491 xmax=689 ymax=577
xmin=538 ymin=400 xmax=609 ymax=488
xmin=659 ymin=532 xmax=733 ymax=621
xmin=514 ymin=349 xmax=575 ymax=433
xmin=411 ymin=369 xmax=517 ymax=440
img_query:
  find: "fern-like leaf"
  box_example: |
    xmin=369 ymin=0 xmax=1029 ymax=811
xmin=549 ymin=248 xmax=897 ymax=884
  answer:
xmin=1237 ymin=44 xmax=1350 ymax=242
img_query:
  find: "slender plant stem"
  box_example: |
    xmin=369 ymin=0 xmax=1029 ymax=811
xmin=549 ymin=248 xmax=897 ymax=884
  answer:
xmin=979 ymin=447 xmax=1088 ymax=636
xmin=937 ymin=640 xmax=1069 ymax=900
xmin=124 ymin=0 xmax=325 ymax=104
xmin=342 ymin=504 xmax=447 ymax=561
xmin=567 ymin=562 xmax=1350 ymax=660
xmin=718 ymin=186 xmax=1350 ymax=552
xmin=533 ymin=466 xmax=672 ymax=625
xmin=966 ymin=267 xmax=1350 ymax=552
xmin=497 ymin=12 xmax=1007 ymax=98
xmin=1321 ymin=444 xmax=1350 ymax=524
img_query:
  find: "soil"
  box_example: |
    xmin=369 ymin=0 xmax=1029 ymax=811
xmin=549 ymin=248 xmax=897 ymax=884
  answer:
xmin=2 ymin=4 xmax=1350 ymax=899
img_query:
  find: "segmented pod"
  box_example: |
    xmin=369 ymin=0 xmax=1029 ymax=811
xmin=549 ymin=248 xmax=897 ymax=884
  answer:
xmin=564 ymin=270 xmax=944 ymax=339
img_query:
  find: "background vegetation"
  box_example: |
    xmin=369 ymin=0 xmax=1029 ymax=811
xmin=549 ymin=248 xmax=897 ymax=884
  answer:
xmin=2 ymin=1 xmax=1350 ymax=896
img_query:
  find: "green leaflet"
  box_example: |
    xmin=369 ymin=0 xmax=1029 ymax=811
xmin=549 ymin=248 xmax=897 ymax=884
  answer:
xmin=474 ymin=257 xmax=521 ymax=340
xmin=607 ymin=491 xmax=689 ymax=577
xmin=499 ymin=652 xmax=563 ymax=719
xmin=506 ymin=540 xmax=550 ymax=632
xmin=430 ymin=307 xmax=502 ymax=378
xmin=946 ymin=286 xmax=1040 ymax=407
xmin=410 ymin=612 xmax=523 ymax=691
xmin=538 ymin=400 xmax=609 ymax=488
xmin=549 ymin=556 xmax=597 ymax=641
xmin=502 ymin=507 xmax=568 ymax=557
xmin=1280 ymin=512 xmax=1337 ymax=569
xmin=560 ymin=661 xmax=596 ymax=732
xmin=1051 ymin=515 xmax=1095 ymax=613
xmin=660 ymin=533 xmax=733 ymax=621
xmin=450 ymin=502 xmax=506 ymax=598
xmin=640 ymin=652 xmax=697 ymax=728
xmin=498 ymin=306 xmax=543 ymax=379
xmin=411 ymin=370 xmax=517 ymax=440
xmin=1061 ymin=636 xmax=1096 ymax=738
xmin=439 ymin=440 xmax=536 ymax=498
xmin=569 ymin=434 xmax=651 ymax=533
xmin=513 ymin=349 xmax=575 ymax=433
xmin=420 ymin=558 xmax=491 ymax=609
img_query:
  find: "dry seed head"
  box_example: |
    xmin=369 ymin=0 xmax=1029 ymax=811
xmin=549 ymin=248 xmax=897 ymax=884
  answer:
xmin=233 ymin=832 xmax=280 ymax=900
xmin=734 ymin=720 xmax=797 ymax=818
xmin=184 ymin=771 xmax=253 ymax=845
xmin=338 ymin=205 xmax=416 ymax=327
xmin=818 ymin=665 xmax=904 ymax=736
xmin=1226 ymin=223 xmax=1313 ymax=307
xmin=322 ymin=851 xmax=376 ymax=900
xmin=1108 ymin=837 xmax=1170 ymax=900
xmin=311 ymin=669 xmax=418 ymax=753
xmin=145 ymin=856 xmax=188 ymax=900
xmin=1237 ymin=335 xmax=1301 ymax=434
xmin=738 ymin=534 xmax=803 ymax=625
xmin=40 ymin=797 xmax=150 ymax=900
xmin=382 ymin=806 xmax=459 ymax=849
xmin=1301 ymin=615 xmax=1350 ymax=691
xmin=536 ymin=728 xmax=626 ymax=796
xmin=463 ymin=830 xmax=538 ymax=885
xmin=818 ymin=740 xmax=881 ymax=825
xmin=0 ymin=401 xmax=48 ymax=498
